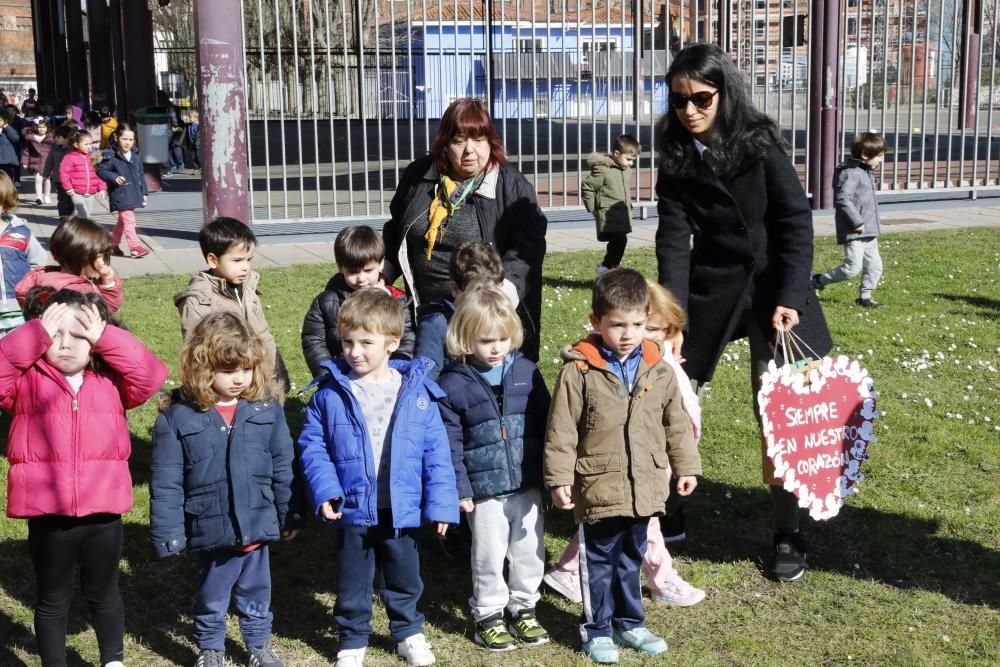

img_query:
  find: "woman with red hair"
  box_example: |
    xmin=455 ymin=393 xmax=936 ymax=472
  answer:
xmin=382 ymin=98 xmax=547 ymax=361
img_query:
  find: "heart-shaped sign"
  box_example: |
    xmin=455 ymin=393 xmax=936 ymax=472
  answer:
xmin=758 ymin=355 xmax=878 ymax=521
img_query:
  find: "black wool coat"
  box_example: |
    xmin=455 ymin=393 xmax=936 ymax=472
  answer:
xmin=381 ymin=156 xmax=548 ymax=361
xmin=655 ymin=141 xmax=833 ymax=382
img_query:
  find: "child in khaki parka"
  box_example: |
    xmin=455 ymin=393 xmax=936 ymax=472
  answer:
xmin=581 ymin=134 xmax=639 ymax=274
xmin=544 ymin=268 xmax=701 ymax=664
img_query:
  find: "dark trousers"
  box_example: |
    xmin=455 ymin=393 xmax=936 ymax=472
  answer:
xmin=600 ymin=232 xmax=628 ymax=269
xmin=193 ymin=546 xmax=273 ymax=651
xmin=334 ymin=510 xmax=424 ymax=649
xmin=55 ymin=186 xmax=74 ymax=218
xmin=578 ymin=516 xmax=647 ymax=641
xmin=27 ymin=514 xmax=125 ymax=667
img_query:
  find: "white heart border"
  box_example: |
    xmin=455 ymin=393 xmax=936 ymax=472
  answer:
xmin=757 ymin=355 xmax=879 ymax=521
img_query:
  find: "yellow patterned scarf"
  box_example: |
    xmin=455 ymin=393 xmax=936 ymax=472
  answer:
xmin=425 ymin=172 xmax=481 ymax=259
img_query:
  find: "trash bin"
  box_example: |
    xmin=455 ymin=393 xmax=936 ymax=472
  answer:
xmin=133 ymin=106 xmax=171 ymax=165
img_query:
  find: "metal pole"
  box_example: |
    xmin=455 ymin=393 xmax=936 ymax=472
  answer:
xmin=961 ymin=0 xmax=982 ymax=130
xmin=807 ymin=0 xmax=825 ymax=209
xmin=194 ymin=0 xmax=250 ymax=224
xmin=807 ymin=0 xmax=840 ymax=210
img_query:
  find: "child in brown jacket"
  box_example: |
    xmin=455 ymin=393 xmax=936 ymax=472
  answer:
xmin=544 ymin=268 xmax=701 ymax=663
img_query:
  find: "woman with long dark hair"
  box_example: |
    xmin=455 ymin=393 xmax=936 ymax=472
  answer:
xmin=655 ymin=43 xmax=832 ymax=583
xmin=381 ymin=98 xmax=547 ymax=361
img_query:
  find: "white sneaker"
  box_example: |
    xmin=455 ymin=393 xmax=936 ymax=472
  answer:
xmin=335 ymin=646 xmax=366 ymax=666
xmin=43 ymin=195 xmax=52 ymax=204
xmin=651 ymin=571 xmax=706 ymax=607
xmin=595 ymin=264 xmax=610 ymax=274
xmin=104 ymin=662 xmax=125 ymax=667
xmin=397 ymin=633 xmax=435 ymax=666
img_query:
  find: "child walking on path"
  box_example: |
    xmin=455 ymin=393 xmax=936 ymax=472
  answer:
xmin=42 ymin=125 xmax=73 ymax=218
xmin=298 ymin=288 xmax=458 ymax=667
xmin=151 ymin=312 xmax=301 ymax=667
xmin=582 ymin=134 xmax=639 ymax=274
xmin=59 ymin=129 xmax=106 ymax=219
xmin=301 ymin=224 xmax=414 ymax=378
xmin=0 ymin=288 xmax=167 ymax=667
xmin=813 ymin=132 xmax=887 ymax=309
xmin=545 ymin=268 xmax=701 ymax=663
xmin=97 ymin=124 xmax=150 ymax=258
xmin=15 ymin=216 xmax=124 ymax=313
xmin=21 ymin=118 xmax=53 ymax=205
xmin=544 ymin=280 xmax=705 ymax=609
xmin=437 ymin=284 xmax=551 ymax=652
xmin=0 ymin=172 xmax=47 ymax=336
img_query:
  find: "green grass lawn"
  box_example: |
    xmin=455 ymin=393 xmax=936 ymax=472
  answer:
xmin=1 ymin=228 xmax=998 ymax=666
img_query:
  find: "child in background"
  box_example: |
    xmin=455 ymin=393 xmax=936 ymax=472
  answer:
xmin=0 ymin=107 xmax=20 ymax=183
xmin=544 ymin=279 xmax=705 ymax=608
xmin=813 ymin=132 xmax=887 ymax=309
xmin=184 ymin=110 xmax=201 ymax=170
xmin=21 ymin=118 xmax=54 ymax=205
xmin=414 ymin=240 xmax=512 ymax=382
xmin=0 ymin=172 xmax=47 ymax=336
xmin=545 ymin=268 xmax=701 ymax=663
xmin=151 ymin=312 xmax=301 ymax=667
xmin=42 ymin=124 xmax=73 ymax=218
xmin=98 ymin=106 xmax=118 ymax=150
xmin=582 ymin=134 xmax=639 ymax=274
xmin=59 ymin=129 xmax=107 ymax=219
xmin=301 ymin=224 xmax=414 ymax=378
xmin=297 ymin=288 xmax=458 ymax=667
xmin=437 ymin=284 xmax=551 ymax=652
xmin=97 ymin=124 xmax=150 ymax=258
xmin=15 ymin=216 xmax=124 ymax=313
xmin=1 ymin=288 xmax=167 ymax=667
xmin=175 ymin=216 xmax=289 ymax=390
xmin=84 ymin=110 xmax=103 ymax=147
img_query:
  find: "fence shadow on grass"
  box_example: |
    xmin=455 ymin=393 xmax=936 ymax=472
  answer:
xmin=933 ymin=292 xmax=1000 ymax=321
xmin=669 ymin=478 xmax=1000 ymax=609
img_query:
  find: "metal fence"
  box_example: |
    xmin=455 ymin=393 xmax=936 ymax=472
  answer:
xmin=152 ymin=1 xmax=1000 ymax=223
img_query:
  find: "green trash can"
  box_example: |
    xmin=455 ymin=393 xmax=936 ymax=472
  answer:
xmin=133 ymin=106 xmax=172 ymax=165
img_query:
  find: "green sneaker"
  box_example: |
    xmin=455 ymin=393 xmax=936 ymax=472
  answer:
xmin=473 ymin=613 xmax=517 ymax=652
xmin=507 ymin=608 xmax=549 ymax=646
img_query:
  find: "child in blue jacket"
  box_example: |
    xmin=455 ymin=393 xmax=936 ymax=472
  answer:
xmin=297 ymin=288 xmax=458 ymax=667
xmin=97 ymin=124 xmax=150 ymax=258
xmin=151 ymin=312 xmax=302 ymax=667
xmin=436 ymin=283 xmax=551 ymax=652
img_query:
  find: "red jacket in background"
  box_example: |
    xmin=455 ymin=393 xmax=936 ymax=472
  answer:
xmin=0 ymin=319 xmax=168 ymax=518
xmin=58 ymin=149 xmax=106 ymax=195
xmin=15 ymin=266 xmax=125 ymax=313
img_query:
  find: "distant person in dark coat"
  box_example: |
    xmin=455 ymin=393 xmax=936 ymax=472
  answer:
xmin=654 ymin=43 xmax=832 ymax=584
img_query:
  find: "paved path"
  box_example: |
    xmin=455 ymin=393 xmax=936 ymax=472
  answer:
xmin=12 ymin=179 xmax=1000 ymax=279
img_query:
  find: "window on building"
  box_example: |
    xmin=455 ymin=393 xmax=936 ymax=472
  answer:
xmin=847 ymin=17 xmax=857 ymax=36
xmin=580 ymin=39 xmax=618 ymax=65
xmin=755 ymin=45 xmax=766 ymax=64
xmin=754 ymin=19 xmax=765 ymax=38
xmin=517 ymin=38 xmax=544 ymax=53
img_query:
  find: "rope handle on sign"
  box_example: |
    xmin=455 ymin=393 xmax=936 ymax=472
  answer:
xmin=771 ymin=327 xmax=822 ymax=382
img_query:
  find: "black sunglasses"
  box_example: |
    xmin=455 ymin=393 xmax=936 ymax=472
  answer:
xmin=669 ymin=90 xmax=719 ymax=110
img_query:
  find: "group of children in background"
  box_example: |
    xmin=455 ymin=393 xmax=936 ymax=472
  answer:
xmin=0 ymin=127 xmax=889 ymax=667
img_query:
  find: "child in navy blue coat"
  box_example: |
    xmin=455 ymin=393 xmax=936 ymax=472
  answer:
xmin=297 ymin=288 xmax=458 ymax=667
xmin=436 ymin=283 xmax=551 ymax=652
xmin=97 ymin=124 xmax=150 ymax=258
xmin=151 ymin=312 xmax=301 ymax=667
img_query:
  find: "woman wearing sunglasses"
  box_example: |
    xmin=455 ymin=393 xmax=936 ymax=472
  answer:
xmin=653 ymin=43 xmax=832 ymax=583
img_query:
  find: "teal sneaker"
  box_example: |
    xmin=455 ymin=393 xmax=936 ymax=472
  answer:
xmin=582 ymin=636 xmax=619 ymax=663
xmin=612 ymin=627 xmax=668 ymax=656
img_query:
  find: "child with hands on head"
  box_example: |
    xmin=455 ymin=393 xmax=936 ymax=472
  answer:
xmin=297 ymin=288 xmax=458 ymax=667
xmin=436 ymin=283 xmax=551 ymax=652
xmin=15 ymin=216 xmax=124 ymax=313
xmin=150 ymin=312 xmax=301 ymax=667
xmin=58 ymin=128 xmax=107 ymax=219
xmin=0 ymin=287 xmax=167 ymax=667
xmin=544 ymin=279 xmax=705 ymax=609
xmin=544 ymin=268 xmax=702 ymax=664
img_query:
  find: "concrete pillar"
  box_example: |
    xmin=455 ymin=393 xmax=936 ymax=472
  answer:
xmin=194 ymin=0 xmax=251 ymax=224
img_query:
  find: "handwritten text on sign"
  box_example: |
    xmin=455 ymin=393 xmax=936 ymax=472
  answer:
xmin=759 ymin=356 xmax=877 ymax=521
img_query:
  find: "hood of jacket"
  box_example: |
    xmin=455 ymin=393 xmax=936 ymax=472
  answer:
xmin=587 ymin=153 xmax=619 ymax=169
xmin=174 ymin=270 xmax=261 ymax=310
xmin=561 ymin=334 xmax=662 ymax=370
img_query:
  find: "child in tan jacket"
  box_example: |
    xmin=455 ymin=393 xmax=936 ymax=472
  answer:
xmin=544 ymin=268 xmax=701 ymax=664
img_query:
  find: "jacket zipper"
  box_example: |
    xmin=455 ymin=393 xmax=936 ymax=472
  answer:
xmin=225 ymin=410 xmax=244 ymax=545
xmin=346 ymin=386 xmax=381 ymax=526
xmin=471 ymin=366 xmax=513 ymax=484
xmin=606 ymin=363 xmax=647 ymax=518
xmin=71 ymin=396 xmax=79 ymax=513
